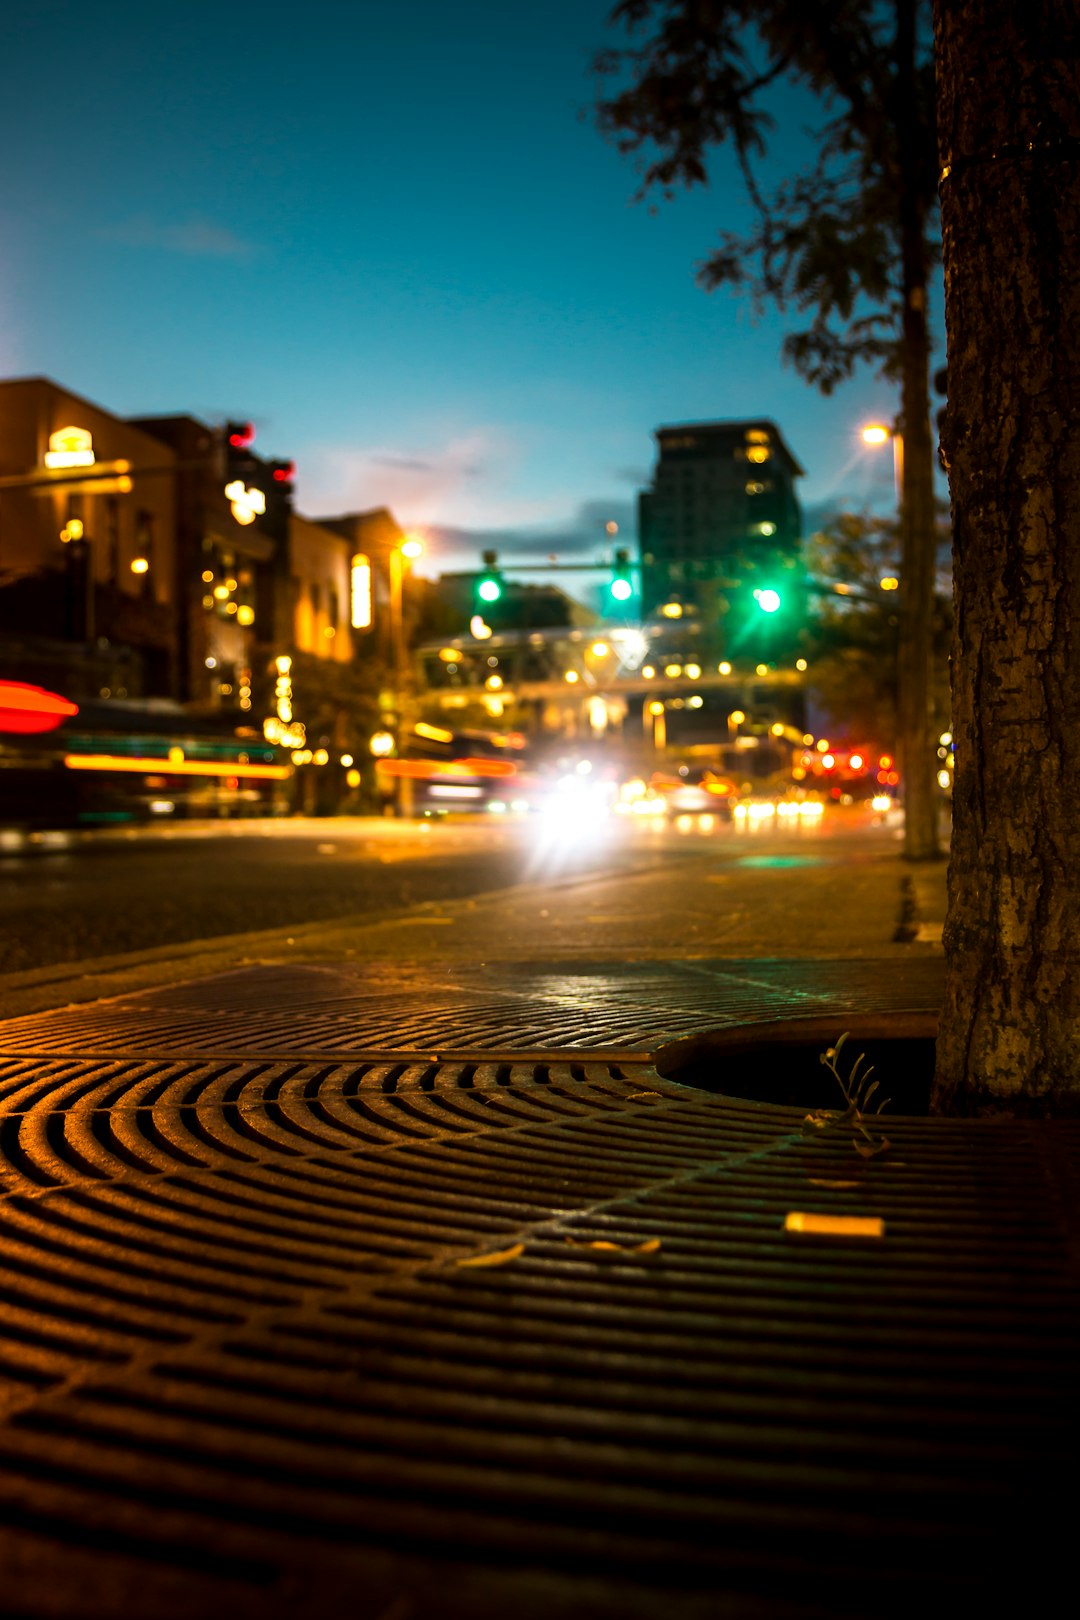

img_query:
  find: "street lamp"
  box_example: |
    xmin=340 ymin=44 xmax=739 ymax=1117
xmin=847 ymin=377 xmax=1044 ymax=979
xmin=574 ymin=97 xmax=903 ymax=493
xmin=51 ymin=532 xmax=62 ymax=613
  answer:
xmin=387 ymin=534 xmax=424 ymax=816
xmin=862 ymin=422 xmax=904 ymax=505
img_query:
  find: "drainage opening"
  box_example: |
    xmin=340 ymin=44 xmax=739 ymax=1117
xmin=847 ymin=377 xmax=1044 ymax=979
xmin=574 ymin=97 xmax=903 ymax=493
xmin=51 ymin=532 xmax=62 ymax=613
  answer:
xmin=654 ymin=1011 xmax=938 ymax=1114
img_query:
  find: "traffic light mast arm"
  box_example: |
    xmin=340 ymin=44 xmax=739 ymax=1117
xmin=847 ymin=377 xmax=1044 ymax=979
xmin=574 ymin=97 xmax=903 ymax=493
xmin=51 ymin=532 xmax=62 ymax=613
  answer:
xmin=806 ymin=578 xmax=892 ymax=604
xmin=467 ymin=558 xmax=642 ymax=573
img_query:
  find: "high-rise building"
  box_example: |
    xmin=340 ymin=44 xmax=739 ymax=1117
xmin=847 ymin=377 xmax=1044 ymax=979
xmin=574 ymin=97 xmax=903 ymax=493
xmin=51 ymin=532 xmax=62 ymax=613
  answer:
xmin=637 ymin=419 xmax=804 ymax=642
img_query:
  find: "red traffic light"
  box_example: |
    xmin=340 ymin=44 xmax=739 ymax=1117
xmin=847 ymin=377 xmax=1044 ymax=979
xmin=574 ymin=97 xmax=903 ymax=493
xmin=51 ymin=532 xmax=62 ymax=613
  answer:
xmin=272 ymin=461 xmax=295 ymax=484
xmin=227 ymin=422 xmax=255 ymax=449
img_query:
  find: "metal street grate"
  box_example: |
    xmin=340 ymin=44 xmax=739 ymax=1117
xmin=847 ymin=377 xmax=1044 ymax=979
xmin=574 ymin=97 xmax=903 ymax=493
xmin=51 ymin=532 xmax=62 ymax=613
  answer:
xmin=0 ymin=1019 xmax=1075 ymax=1617
xmin=0 ymin=957 xmax=947 ymax=1059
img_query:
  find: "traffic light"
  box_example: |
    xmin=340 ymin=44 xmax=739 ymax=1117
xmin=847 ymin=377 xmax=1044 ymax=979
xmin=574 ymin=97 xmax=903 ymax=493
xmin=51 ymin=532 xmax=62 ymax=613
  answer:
xmin=753 ymin=586 xmax=783 ymax=614
xmin=267 ymin=459 xmax=295 ymax=492
xmin=226 ymin=421 xmax=255 ymax=451
xmin=608 ymin=548 xmax=634 ymax=604
xmin=476 ymin=549 xmax=503 ymax=605
xmin=223 ymin=421 xmax=256 ymax=484
xmin=726 ymin=551 xmax=808 ymax=662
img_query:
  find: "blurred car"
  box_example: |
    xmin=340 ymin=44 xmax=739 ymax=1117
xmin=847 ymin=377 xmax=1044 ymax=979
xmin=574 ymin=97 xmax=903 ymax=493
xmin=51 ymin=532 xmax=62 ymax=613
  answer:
xmin=647 ymin=766 xmax=738 ymax=818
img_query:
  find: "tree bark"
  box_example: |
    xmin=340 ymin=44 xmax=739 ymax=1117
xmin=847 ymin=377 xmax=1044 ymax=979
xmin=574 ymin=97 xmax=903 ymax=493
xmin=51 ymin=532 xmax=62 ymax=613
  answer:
xmin=933 ymin=2 xmax=1080 ymax=1113
xmin=895 ymin=0 xmax=942 ymax=862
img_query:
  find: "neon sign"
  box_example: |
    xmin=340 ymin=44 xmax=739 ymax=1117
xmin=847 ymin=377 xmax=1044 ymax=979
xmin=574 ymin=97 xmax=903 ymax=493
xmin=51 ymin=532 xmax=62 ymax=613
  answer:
xmin=351 ymin=553 xmax=372 ymax=629
xmin=44 ymin=426 xmax=96 ymax=469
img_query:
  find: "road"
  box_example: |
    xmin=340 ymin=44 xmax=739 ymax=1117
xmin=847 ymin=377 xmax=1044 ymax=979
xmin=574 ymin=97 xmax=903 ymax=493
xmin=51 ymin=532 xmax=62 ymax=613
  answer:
xmin=0 ymin=815 xmax=648 ymax=973
xmin=0 ymin=804 xmax=905 ymax=978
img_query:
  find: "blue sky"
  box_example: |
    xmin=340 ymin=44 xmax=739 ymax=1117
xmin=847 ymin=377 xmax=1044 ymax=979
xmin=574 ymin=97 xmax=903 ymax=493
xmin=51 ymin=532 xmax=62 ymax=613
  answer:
xmin=3 ymin=1 xmax=937 ymax=599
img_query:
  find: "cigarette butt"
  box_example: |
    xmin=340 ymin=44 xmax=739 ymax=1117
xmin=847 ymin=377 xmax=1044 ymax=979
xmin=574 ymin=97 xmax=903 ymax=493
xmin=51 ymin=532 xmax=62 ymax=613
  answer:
xmin=784 ymin=1212 xmax=885 ymax=1240
xmin=456 ymin=1242 xmax=525 ymax=1268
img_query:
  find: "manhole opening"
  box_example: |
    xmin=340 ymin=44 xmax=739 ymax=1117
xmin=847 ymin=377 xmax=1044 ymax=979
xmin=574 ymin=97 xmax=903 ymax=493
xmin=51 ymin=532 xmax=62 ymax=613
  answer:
xmin=654 ymin=1011 xmax=938 ymax=1115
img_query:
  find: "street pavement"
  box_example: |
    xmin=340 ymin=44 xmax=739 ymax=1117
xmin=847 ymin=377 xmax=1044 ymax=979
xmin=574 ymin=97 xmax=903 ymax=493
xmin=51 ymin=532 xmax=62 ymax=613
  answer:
xmin=0 ymin=808 xmax=947 ymax=1020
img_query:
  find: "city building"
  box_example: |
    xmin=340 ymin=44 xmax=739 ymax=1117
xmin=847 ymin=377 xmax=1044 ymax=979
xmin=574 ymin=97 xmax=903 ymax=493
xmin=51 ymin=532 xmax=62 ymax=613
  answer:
xmin=128 ymin=410 xmax=285 ymax=719
xmin=0 ymin=377 xmax=182 ymax=701
xmin=0 ymin=377 xmax=415 ymax=820
xmin=637 ymin=419 xmax=804 ymax=647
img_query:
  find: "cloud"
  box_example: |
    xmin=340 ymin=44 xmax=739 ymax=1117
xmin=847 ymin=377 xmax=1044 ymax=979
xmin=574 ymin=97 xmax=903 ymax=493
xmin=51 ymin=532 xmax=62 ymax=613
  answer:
xmin=99 ymin=215 xmax=256 ymax=258
xmin=369 ymin=455 xmax=437 ymax=473
xmin=300 ymin=434 xmax=637 ymax=584
xmin=306 ymin=428 xmax=553 ymax=529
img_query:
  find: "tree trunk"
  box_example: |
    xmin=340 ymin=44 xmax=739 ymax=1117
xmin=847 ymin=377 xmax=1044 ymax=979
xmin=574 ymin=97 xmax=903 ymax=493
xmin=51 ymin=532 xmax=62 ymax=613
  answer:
xmin=895 ymin=0 xmax=942 ymax=862
xmin=932 ymin=2 xmax=1080 ymax=1114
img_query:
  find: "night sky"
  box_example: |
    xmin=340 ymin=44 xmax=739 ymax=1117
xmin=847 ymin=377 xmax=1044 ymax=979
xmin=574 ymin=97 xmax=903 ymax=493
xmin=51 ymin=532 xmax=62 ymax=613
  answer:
xmin=3 ymin=1 xmax=938 ymax=602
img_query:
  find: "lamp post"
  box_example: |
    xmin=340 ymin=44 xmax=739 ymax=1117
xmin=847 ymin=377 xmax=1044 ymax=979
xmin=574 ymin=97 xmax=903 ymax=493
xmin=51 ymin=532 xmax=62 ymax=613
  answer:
xmin=862 ymin=422 xmax=903 ymax=505
xmin=387 ymin=535 xmax=424 ymax=816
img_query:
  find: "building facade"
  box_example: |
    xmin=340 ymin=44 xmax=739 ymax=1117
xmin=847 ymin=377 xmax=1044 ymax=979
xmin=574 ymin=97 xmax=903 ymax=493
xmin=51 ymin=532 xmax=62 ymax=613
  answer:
xmin=0 ymin=377 xmax=416 ymax=820
xmin=637 ymin=419 xmax=804 ymax=653
xmin=0 ymin=377 xmax=182 ymax=701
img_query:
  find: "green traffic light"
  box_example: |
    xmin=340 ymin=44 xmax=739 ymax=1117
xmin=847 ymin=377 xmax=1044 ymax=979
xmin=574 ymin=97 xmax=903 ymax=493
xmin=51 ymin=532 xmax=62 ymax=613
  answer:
xmin=608 ymin=547 xmax=633 ymax=603
xmin=477 ymin=548 xmax=502 ymax=604
xmin=756 ymin=588 xmax=782 ymax=614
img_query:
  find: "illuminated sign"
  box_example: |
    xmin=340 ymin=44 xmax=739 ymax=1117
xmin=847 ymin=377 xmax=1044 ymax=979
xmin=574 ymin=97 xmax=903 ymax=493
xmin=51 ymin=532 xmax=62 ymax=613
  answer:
xmin=44 ymin=426 xmax=95 ymax=469
xmin=351 ymin=554 xmax=372 ymax=629
xmin=0 ymin=681 xmax=79 ymax=734
xmin=225 ymin=480 xmax=266 ymax=526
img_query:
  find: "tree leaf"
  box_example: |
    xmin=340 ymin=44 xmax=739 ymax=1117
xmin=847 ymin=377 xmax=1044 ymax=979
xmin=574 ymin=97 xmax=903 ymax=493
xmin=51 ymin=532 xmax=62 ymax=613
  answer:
xmin=853 ymin=1135 xmax=891 ymax=1159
